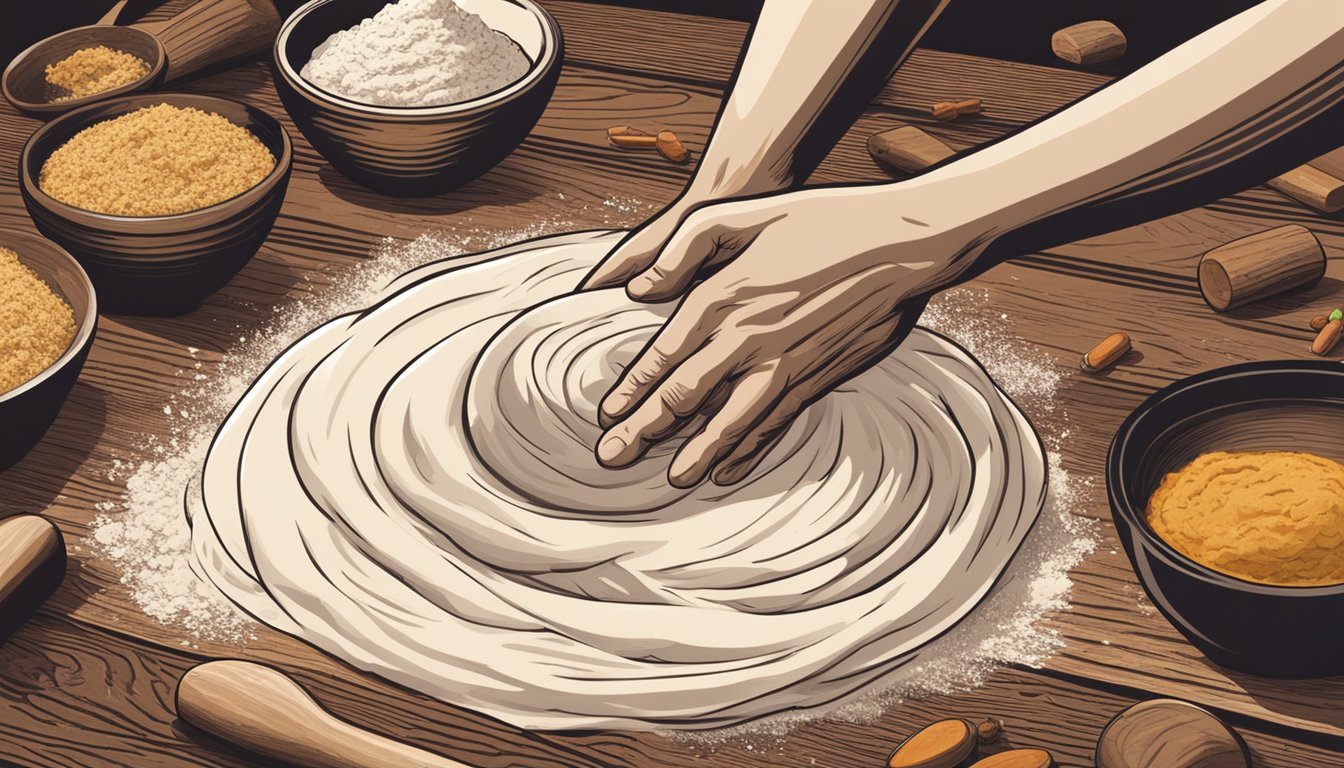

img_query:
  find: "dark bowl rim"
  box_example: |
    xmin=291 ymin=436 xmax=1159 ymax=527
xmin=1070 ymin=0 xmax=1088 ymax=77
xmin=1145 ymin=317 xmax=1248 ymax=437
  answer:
xmin=1107 ymin=358 xmax=1344 ymax=597
xmin=274 ymin=0 xmax=562 ymax=116
xmin=1 ymin=26 xmax=167 ymax=115
xmin=19 ymin=92 xmax=294 ymax=223
xmin=0 ymin=229 xmax=98 ymax=403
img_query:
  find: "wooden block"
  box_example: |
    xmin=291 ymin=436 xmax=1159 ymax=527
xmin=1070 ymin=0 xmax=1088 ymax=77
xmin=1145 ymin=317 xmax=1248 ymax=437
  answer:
xmin=1268 ymin=146 xmax=1344 ymax=213
xmin=1197 ymin=224 xmax=1325 ymax=312
xmin=0 ymin=515 xmax=65 ymax=643
xmin=1052 ymin=20 xmax=1127 ymax=65
xmin=867 ymin=125 xmax=956 ymax=174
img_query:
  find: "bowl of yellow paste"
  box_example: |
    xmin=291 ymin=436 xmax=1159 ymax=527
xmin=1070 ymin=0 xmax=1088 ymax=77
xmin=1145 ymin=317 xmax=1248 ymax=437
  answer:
xmin=1108 ymin=360 xmax=1344 ymax=678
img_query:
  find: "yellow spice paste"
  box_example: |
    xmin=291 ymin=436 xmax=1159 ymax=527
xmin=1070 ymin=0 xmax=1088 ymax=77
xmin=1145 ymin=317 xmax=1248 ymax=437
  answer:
xmin=1147 ymin=450 xmax=1344 ymax=587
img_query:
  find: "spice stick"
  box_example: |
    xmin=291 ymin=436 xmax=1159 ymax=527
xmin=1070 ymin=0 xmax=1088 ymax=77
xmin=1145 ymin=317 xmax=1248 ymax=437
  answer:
xmin=931 ymin=98 xmax=982 ymax=121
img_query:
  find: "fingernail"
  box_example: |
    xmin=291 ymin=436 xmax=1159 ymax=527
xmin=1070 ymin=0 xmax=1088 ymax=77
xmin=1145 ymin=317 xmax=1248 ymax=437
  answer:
xmin=668 ymin=453 xmax=701 ymax=489
xmin=601 ymin=391 xmax=630 ymax=419
xmin=597 ymin=433 xmax=628 ymax=465
xmin=628 ymin=273 xmax=656 ymax=298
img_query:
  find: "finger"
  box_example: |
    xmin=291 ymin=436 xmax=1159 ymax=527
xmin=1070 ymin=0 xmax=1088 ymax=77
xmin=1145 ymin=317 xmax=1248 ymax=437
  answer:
xmin=710 ymin=394 xmax=804 ymax=486
xmin=627 ymin=215 xmax=740 ymax=302
xmin=580 ymin=228 xmax=664 ymax=291
xmin=596 ymin=344 xmax=737 ymax=468
xmin=598 ymin=297 xmax=709 ymax=424
xmin=667 ymin=368 xmax=782 ymax=488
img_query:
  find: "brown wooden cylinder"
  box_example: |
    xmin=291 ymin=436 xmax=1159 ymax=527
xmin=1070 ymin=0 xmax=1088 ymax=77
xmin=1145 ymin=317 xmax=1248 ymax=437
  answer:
xmin=1197 ymin=225 xmax=1325 ymax=313
xmin=867 ymin=125 xmax=955 ymax=174
xmin=1052 ymin=20 xmax=1127 ymax=66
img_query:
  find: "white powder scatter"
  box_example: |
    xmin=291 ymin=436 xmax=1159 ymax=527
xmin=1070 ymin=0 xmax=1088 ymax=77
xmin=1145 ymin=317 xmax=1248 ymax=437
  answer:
xmin=301 ymin=0 xmax=531 ymax=107
xmin=89 ymin=215 xmax=582 ymax=644
xmin=675 ymin=287 xmax=1099 ymax=748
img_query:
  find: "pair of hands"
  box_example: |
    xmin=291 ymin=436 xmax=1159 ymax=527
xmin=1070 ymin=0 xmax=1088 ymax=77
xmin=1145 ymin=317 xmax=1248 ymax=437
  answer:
xmin=583 ymin=184 xmax=969 ymax=488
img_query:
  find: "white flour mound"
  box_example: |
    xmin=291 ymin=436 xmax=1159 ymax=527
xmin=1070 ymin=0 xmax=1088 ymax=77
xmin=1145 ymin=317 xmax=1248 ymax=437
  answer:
xmin=300 ymin=0 xmax=530 ymax=107
xmin=186 ymin=230 xmax=1047 ymax=731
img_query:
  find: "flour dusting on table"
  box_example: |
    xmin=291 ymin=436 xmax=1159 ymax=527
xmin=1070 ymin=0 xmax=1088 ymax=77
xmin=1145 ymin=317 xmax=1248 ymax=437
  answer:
xmin=90 ymin=219 xmax=579 ymax=645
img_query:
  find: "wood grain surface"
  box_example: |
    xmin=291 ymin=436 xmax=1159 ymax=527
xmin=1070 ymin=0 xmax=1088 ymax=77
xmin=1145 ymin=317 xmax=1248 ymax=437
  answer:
xmin=1 ymin=1 xmax=1342 ymax=767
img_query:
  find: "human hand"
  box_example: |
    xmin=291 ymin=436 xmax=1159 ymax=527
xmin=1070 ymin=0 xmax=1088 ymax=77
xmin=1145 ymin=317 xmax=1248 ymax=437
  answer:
xmin=594 ymin=185 xmax=980 ymax=487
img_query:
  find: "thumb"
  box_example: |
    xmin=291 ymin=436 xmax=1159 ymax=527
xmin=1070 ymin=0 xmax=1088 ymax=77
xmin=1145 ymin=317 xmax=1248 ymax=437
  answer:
xmin=579 ymin=207 xmax=685 ymax=291
xmin=626 ymin=210 xmax=746 ymax=303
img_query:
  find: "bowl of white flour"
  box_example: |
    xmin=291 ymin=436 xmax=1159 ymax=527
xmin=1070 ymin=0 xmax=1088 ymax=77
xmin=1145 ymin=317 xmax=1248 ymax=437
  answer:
xmin=274 ymin=0 xmax=561 ymax=196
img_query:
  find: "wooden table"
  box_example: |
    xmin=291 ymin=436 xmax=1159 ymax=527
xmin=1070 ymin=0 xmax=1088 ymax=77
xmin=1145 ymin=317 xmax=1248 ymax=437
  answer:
xmin=2 ymin=3 xmax=1342 ymax=766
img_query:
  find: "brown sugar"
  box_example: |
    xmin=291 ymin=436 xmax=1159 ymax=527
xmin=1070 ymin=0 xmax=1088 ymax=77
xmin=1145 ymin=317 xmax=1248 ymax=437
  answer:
xmin=38 ymin=104 xmax=275 ymax=217
xmin=45 ymin=45 xmax=150 ymax=102
xmin=0 ymin=247 xmax=76 ymax=395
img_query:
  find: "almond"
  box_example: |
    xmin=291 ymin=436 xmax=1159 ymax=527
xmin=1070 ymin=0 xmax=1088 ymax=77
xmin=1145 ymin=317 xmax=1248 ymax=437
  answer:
xmin=969 ymin=748 xmax=1055 ymax=768
xmin=888 ymin=718 xmax=978 ymax=768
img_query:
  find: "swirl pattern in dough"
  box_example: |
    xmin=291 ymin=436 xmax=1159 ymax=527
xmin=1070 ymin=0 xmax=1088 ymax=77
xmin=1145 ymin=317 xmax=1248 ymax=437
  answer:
xmin=187 ymin=230 xmax=1046 ymax=730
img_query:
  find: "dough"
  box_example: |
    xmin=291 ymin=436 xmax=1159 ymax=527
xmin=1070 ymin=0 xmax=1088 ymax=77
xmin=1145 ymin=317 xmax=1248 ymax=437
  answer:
xmin=186 ymin=230 xmax=1046 ymax=731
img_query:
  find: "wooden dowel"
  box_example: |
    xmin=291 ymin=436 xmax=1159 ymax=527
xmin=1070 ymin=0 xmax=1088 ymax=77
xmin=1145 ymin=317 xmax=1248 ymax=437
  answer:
xmin=1052 ymin=20 xmax=1127 ymax=66
xmin=1197 ymin=224 xmax=1325 ymax=312
xmin=1268 ymin=147 xmax=1344 ymax=213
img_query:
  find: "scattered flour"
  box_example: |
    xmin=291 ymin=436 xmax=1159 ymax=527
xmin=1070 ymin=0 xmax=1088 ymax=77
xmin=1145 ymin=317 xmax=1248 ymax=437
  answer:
xmin=90 ymin=216 xmax=580 ymax=644
xmin=89 ymin=226 xmax=1097 ymax=735
xmin=300 ymin=0 xmax=531 ymax=107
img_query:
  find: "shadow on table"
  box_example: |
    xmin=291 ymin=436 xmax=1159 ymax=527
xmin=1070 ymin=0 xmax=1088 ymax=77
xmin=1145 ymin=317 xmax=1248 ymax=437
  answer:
xmin=0 ymin=380 xmax=107 ymax=513
xmin=1210 ymin=659 xmax=1344 ymax=751
xmin=315 ymin=158 xmax=552 ymax=219
xmin=1216 ymin=276 xmax=1344 ymax=322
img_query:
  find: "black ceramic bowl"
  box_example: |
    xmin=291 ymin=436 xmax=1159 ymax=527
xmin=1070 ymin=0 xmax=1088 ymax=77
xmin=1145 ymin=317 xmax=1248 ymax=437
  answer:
xmin=1108 ymin=361 xmax=1344 ymax=678
xmin=0 ymin=230 xmax=98 ymax=470
xmin=273 ymin=0 xmax=562 ymax=196
xmin=2 ymin=26 xmax=166 ymax=117
xmin=19 ymin=93 xmax=293 ymax=316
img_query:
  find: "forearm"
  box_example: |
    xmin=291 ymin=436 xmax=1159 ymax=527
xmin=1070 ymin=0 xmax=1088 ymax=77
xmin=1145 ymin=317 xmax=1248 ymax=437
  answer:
xmin=691 ymin=0 xmax=949 ymax=198
xmin=885 ymin=0 xmax=1344 ymax=289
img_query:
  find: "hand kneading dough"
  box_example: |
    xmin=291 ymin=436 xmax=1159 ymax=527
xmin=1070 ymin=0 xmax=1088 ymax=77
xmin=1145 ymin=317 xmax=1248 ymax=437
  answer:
xmin=187 ymin=230 xmax=1046 ymax=731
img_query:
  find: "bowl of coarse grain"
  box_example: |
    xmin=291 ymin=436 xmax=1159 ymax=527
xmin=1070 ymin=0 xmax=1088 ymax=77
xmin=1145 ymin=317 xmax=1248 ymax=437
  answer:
xmin=0 ymin=230 xmax=97 ymax=470
xmin=274 ymin=0 xmax=562 ymax=196
xmin=1108 ymin=360 xmax=1344 ymax=678
xmin=2 ymin=26 xmax=166 ymax=117
xmin=19 ymin=93 xmax=292 ymax=316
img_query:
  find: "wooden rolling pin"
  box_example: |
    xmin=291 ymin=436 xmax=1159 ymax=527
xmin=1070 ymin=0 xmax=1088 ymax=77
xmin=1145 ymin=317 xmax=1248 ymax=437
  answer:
xmin=0 ymin=515 xmax=65 ymax=642
xmin=177 ymin=660 xmax=476 ymax=768
xmin=100 ymin=0 xmax=280 ymax=83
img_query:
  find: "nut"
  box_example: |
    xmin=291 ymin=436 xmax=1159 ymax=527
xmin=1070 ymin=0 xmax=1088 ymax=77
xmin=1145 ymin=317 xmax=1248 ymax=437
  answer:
xmin=887 ymin=718 xmax=978 ymax=768
xmin=1081 ymin=331 xmax=1132 ymax=373
xmin=1311 ymin=319 xmax=1342 ymax=356
xmin=976 ymin=717 xmax=1003 ymax=744
xmin=1311 ymin=314 xmax=1329 ymax=331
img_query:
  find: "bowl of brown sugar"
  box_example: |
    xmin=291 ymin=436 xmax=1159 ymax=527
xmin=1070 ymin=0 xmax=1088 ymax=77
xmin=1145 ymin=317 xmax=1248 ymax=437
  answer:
xmin=2 ymin=26 xmax=166 ymax=117
xmin=0 ymin=230 xmax=97 ymax=470
xmin=20 ymin=93 xmax=292 ymax=315
xmin=1108 ymin=360 xmax=1344 ymax=678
